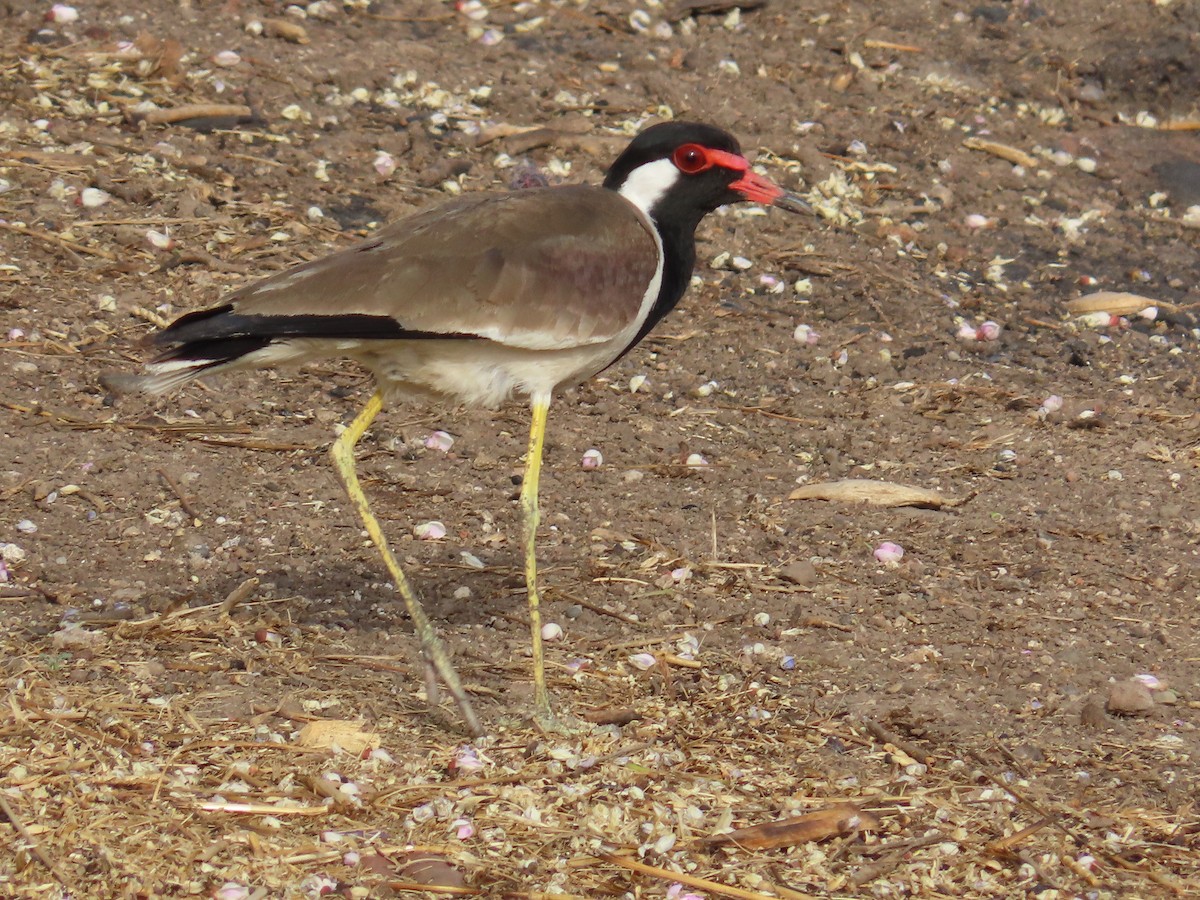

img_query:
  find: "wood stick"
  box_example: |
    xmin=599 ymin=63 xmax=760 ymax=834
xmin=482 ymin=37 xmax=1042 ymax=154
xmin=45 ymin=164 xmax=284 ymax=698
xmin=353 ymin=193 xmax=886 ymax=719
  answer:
xmin=0 ymin=792 xmax=65 ymax=883
xmin=157 ymin=467 xmax=201 ymax=519
xmin=217 ymin=576 xmax=258 ymax=617
xmin=861 ymin=717 xmax=932 ymax=766
xmin=135 ymin=103 xmax=252 ymax=125
xmin=0 ymin=220 xmax=117 ymax=261
xmin=596 ymin=852 xmax=819 ymax=900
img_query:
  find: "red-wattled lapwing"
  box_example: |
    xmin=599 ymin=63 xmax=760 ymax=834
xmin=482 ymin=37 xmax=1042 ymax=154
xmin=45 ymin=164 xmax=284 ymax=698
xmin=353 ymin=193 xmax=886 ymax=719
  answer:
xmin=106 ymin=121 xmax=811 ymax=735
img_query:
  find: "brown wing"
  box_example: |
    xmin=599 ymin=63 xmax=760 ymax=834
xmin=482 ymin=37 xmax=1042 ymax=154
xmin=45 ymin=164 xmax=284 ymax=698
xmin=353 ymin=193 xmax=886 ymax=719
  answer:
xmin=225 ymin=186 xmax=660 ymax=350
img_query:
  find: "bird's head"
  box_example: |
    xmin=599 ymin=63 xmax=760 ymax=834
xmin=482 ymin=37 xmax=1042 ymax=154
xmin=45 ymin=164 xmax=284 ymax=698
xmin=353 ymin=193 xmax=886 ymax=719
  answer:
xmin=604 ymin=121 xmax=812 ymax=224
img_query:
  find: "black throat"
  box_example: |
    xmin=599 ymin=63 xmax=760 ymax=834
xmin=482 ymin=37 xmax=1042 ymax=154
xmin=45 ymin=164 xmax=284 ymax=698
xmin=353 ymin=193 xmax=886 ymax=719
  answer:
xmin=621 ymin=196 xmax=709 ymax=355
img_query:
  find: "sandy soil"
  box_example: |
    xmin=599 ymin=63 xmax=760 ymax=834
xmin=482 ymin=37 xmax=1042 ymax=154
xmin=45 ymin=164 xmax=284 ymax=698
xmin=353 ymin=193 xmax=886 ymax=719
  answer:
xmin=1 ymin=1 xmax=1197 ymax=897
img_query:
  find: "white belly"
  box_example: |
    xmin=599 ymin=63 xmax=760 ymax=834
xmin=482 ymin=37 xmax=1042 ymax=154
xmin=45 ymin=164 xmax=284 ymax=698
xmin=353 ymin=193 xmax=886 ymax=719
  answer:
xmin=356 ymin=338 xmax=626 ymax=408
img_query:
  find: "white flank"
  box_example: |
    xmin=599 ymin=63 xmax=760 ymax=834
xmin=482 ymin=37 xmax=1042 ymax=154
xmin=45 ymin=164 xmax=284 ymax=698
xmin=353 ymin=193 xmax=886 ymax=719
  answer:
xmin=616 ymin=158 xmax=679 ymax=219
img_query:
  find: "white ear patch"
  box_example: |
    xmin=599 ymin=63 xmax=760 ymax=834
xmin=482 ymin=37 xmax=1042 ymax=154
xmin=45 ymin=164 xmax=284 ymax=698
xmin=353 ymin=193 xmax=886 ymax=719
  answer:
xmin=616 ymin=158 xmax=680 ymax=218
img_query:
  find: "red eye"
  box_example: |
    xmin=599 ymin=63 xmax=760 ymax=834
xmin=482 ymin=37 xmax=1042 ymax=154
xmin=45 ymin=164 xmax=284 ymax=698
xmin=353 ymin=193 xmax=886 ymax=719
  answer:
xmin=672 ymin=143 xmax=710 ymax=174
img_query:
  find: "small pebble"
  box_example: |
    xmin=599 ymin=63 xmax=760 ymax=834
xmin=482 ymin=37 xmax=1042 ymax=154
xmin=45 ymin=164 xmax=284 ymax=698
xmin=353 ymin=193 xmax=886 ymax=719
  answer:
xmin=540 ymin=622 xmax=563 ymax=641
xmin=684 ymin=453 xmax=708 ymax=467
xmin=581 ymin=448 xmax=603 ymax=469
xmin=1105 ymin=678 xmax=1155 ymax=717
xmin=778 ymin=560 xmax=817 ymax=586
xmin=1079 ymin=700 xmax=1106 ymax=728
xmin=212 ymin=50 xmax=241 ymax=67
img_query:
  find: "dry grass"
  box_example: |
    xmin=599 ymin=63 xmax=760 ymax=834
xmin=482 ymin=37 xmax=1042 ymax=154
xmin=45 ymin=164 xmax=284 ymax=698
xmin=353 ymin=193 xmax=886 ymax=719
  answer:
xmin=3 ymin=602 xmax=1196 ymax=897
xmin=2 ymin=4 xmax=1198 ymax=898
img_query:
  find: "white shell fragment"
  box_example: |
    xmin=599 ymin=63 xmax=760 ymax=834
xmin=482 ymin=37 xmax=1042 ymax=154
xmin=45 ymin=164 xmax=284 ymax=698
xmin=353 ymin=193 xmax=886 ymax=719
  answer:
xmin=874 ymin=541 xmax=905 ymax=564
xmin=793 ymin=324 xmax=820 ymax=345
xmin=413 ymin=521 xmax=447 ymax=540
xmin=80 ymin=187 xmax=112 ymax=208
xmin=146 ymin=228 xmax=174 ymax=250
xmin=628 ymin=374 xmax=648 ymax=393
xmin=540 ymin=623 xmax=563 ymax=641
xmin=1040 ymin=394 xmax=1064 ymax=415
xmin=789 ymin=479 xmax=959 ymax=508
xmin=49 ymin=4 xmax=79 ymax=24
xmin=212 ymin=50 xmax=242 ymax=67
xmin=684 ymin=453 xmax=708 ymax=467
xmin=628 ymin=652 xmax=657 ymax=671
xmin=374 ymin=151 xmax=398 ymax=178
xmin=581 ymin=448 xmax=603 ymax=469
xmin=957 ymin=320 xmax=1001 ymax=342
xmin=977 ymin=321 xmax=1002 ymax=341
xmin=423 ymin=430 xmax=454 ymax=452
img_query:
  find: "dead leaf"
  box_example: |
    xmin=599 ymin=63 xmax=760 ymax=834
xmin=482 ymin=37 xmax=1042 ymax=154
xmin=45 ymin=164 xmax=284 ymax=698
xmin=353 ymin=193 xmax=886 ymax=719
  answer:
xmin=133 ymin=32 xmax=184 ymax=80
xmin=1065 ymin=291 xmax=1174 ymax=316
xmin=397 ymin=855 xmax=469 ymax=889
xmin=263 ymin=18 xmax=309 ymax=44
xmin=962 ymin=137 xmax=1038 ymax=168
xmin=702 ymin=805 xmax=881 ymax=850
xmin=788 ymin=479 xmax=959 ymax=508
xmin=295 ymin=720 xmax=380 ymax=754
xmin=581 ymin=707 xmax=642 ymax=726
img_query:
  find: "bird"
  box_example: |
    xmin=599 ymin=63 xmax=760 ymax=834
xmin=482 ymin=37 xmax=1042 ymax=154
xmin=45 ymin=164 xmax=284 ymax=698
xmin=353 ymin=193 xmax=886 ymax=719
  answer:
xmin=106 ymin=120 xmax=812 ymax=736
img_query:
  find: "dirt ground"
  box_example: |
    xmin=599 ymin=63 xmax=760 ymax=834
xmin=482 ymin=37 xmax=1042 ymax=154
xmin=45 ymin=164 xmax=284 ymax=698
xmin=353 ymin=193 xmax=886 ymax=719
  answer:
xmin=2 ymin=0 xmax=1198 ymax=897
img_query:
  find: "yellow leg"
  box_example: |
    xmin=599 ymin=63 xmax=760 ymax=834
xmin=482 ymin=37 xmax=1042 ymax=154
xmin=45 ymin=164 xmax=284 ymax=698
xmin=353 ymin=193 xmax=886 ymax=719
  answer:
xmin=520 ymin=394 xmax=578 ymax=733
xmin=330 ymin=391 xmax=483 ymax=737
